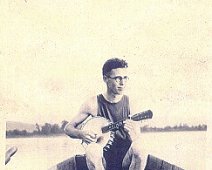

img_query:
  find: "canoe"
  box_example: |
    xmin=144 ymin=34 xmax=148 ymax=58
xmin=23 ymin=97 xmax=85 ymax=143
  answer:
xmin=49 ymin=154 xmax=184 ymax=170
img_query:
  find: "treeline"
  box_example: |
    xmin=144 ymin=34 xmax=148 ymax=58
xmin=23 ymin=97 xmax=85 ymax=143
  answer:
xmin=6 ymin=120 xmax=69 ymax=138
xmin=6 ymin=121 xmax=207 ymax=138
xmin=141 ymin=124 xmax=207 ymax=132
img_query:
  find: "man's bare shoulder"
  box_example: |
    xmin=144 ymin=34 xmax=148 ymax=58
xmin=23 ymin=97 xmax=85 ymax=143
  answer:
xmin=80 ymin=95 xmax=98 ymax=116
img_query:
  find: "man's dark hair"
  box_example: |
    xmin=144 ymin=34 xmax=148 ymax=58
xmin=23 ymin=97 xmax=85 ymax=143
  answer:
xmin=102 ymin=58 xmax=128 ymax=76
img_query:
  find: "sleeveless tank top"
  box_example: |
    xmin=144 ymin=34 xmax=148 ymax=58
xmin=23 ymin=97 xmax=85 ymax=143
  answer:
xmin=97 ymin=94 xmax=130 ymax=139
xmin=97 ymin=94 xmax=132 ymax=170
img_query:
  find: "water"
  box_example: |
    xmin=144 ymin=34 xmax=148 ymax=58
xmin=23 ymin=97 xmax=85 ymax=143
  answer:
xmin=6 ymin=131 xmax=206 ymax=170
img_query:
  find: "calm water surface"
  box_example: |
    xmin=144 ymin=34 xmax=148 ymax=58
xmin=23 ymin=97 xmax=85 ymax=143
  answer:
xmin=6 ymin=131 xmax=206 ymax=170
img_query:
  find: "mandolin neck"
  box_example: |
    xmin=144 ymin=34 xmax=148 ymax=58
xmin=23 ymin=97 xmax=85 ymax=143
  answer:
xmin=101 ymin=119 xmax=125 ymax=133
xmin=101 ymin=110 xmax=153 ymax=133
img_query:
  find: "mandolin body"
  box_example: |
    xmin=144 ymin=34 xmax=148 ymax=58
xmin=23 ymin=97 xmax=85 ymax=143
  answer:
xmin=80 ymin=116 xmax=112 ymax=148
xmin=80 ymin=110 xmax=153 ymax=148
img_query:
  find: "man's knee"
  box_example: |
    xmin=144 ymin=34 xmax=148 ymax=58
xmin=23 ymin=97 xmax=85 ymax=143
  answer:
xmin=130 ymin=141 xmax=148 ymax=169
xmin=131 ymin=141 xmax=143 ymax=157
xmin=85 ymin=143 xmax=103 ymax=160
xmin=85 ymin=143 xmax=105 ymax=170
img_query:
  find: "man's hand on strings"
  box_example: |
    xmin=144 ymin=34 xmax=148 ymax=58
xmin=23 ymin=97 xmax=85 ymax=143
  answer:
xmin=80 ymin=130 xmax=98 ymax=144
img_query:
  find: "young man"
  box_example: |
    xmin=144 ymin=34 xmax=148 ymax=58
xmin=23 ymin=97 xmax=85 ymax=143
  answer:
xmin=64 ymin=58 xmax=146 ymax=170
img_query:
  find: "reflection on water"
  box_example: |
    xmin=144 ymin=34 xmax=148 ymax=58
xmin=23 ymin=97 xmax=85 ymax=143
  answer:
xmin=6 ymin=131 xmax=206 ymax=170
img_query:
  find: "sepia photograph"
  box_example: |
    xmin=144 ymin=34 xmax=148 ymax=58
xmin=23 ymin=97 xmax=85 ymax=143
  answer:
xmin=1 ymin=0 xmax=211 ymax=170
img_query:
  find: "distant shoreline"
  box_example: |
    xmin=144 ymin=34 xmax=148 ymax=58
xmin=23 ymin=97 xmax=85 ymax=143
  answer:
xmin=6 ymin=134 xmax=66 ymax=139
xmin=141 ymin=129 xmax=207 ymax=133
xmin=6 ymin=129 xmax=207 ymax=138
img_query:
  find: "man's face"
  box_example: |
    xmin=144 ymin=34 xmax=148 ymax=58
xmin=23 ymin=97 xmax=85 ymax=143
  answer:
xmin=105 ymin=68 xmax=128 ymax=95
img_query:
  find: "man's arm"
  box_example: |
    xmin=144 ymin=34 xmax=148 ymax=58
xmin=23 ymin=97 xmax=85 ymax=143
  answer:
xmin=64 ymin=96 xmax=98 ymax=143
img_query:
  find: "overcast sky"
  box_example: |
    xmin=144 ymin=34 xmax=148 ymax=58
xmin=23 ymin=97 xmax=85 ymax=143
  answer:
xmin=1 ymin=0 xmax=211 ymax=127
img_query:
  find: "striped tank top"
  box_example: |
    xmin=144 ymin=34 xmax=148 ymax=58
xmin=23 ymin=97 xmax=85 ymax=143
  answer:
xmin=97 ymin=94 xmax=132 ymax=170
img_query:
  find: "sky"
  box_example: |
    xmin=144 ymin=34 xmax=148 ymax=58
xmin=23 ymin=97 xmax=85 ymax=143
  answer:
xmin=1 ymin=0 xmax=211 ymax=128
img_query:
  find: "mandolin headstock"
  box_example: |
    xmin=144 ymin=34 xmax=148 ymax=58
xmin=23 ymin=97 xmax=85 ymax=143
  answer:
xmin=130 ymin=110 xmax=153 ymax=121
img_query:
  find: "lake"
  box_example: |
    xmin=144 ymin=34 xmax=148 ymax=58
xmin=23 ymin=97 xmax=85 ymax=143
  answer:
xmin=6 ymin=131 xmax=206 ymax=170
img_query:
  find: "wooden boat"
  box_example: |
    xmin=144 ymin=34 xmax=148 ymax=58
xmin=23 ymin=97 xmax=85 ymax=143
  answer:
xmin=50 ymin=112 xmax=184 ymax=169
xmin=49 ymin=154 xmax=184 ymax=170
xmin=5 ymin=146 xmax=18 ymax=165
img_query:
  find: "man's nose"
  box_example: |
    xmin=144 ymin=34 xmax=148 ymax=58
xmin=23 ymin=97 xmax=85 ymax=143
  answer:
xmin=119 ymin=79 xmax=125 ymax=85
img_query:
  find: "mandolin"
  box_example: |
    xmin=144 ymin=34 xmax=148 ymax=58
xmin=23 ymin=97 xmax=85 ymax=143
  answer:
xmin=80 ymin=110 xmax=153 ymax=149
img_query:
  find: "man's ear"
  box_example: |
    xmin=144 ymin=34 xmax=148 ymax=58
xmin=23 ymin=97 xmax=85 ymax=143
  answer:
xmin=103 ymin=75 xmax=108 ymax=82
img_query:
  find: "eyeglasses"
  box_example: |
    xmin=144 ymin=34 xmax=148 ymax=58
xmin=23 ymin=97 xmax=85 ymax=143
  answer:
xmin=108 ymin=76 xmax=129 ymax=83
